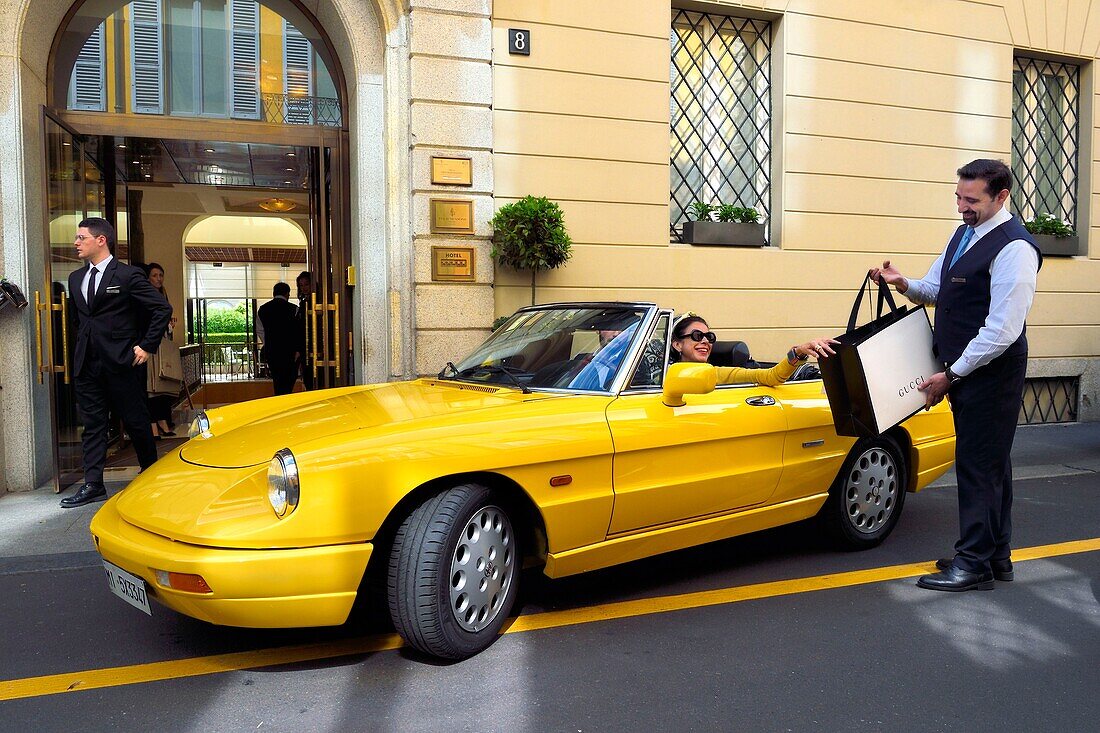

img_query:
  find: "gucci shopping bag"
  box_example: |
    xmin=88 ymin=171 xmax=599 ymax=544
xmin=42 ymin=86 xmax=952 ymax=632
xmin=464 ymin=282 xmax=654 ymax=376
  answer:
xmin=819 ymin=275 xmax=943 ymax=438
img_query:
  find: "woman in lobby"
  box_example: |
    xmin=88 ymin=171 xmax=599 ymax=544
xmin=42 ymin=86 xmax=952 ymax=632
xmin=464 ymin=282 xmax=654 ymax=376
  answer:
xmin=143 ymin=263 xmax=179 ymax=439
xmin=670 ymin=312 xmax=838 ymax=385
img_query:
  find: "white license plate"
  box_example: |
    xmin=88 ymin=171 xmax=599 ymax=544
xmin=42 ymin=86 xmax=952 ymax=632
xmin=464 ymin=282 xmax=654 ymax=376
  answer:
xmin=103 ymin=560 xmax=152 ymax=616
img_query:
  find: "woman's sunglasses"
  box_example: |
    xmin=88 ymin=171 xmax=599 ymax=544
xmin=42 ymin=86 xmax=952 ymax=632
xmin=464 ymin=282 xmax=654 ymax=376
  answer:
xmin=676 ymin=329 xmax=716 ymax=344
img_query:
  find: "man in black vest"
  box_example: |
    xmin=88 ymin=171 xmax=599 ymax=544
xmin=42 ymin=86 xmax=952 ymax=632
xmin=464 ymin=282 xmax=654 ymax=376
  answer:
xmin=871 ymin=159 xmax=1042 ymax=591
xmin=257 ymin=282 xmax=300 ymax=395
xmin=63 ymin=218 xmax=171 ymax=508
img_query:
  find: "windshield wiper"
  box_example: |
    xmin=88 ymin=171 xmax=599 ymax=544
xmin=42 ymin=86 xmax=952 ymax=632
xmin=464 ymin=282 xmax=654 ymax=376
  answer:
xmin=454 ymin=365 xmax=531 ymax=394
xmin=438 ymin=361 xmax=459 ymax=379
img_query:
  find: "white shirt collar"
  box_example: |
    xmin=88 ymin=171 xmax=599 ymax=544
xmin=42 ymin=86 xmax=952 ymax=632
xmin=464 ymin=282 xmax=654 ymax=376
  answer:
xmin=89 ymin=254 xmax=114 ymax=272
xmin=972 ymin=206 xmax=1012 ymax=239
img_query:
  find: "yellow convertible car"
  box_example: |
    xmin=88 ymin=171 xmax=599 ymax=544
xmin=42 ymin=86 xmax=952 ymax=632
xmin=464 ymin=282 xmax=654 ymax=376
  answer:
xmin=90 ymin=302 xmax=954 ymax=659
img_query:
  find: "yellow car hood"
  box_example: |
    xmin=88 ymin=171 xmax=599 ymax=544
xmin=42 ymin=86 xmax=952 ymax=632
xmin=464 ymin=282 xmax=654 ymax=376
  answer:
xmin=179 ymin=380 xmax=545 ymax=469
xmin=115 ymin=380 xmax=567 ymax=546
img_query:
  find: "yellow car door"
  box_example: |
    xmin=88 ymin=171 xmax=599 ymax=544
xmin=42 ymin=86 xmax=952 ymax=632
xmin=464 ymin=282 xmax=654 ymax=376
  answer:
xmin=605 ymin=383 xmax=789 ymax=535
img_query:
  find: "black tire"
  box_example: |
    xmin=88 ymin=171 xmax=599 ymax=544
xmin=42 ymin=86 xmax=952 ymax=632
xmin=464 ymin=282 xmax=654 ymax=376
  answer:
xmin=819 ymin=436 xmax=908 ymax=550
xmin=386 ymin=483 xmax=519 ymax=660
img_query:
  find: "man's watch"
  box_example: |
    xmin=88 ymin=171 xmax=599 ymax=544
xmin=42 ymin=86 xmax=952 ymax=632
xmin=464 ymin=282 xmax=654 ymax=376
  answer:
xmin=944 ymin=367 xmax=961 ymax=384
xmin=787 ymin=347 xmax=809 ymax=364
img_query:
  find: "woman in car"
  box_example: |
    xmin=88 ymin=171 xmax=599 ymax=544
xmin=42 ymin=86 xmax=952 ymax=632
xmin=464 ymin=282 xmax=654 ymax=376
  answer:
xmin=670 ymin=312 xmax=838 ymax=386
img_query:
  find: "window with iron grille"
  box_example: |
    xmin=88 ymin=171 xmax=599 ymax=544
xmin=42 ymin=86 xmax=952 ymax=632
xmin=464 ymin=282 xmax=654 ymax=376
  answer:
xmin=1019 ymin=376 xmax=1079 ymax=425
xmin=670 ymin=10 xmax=771 ymax=242
xmin=1011 ymin=56 xmax=1080 ymax=227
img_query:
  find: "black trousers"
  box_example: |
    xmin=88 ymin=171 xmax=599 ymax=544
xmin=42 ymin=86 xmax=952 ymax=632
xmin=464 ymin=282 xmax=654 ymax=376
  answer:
xmin=948 ymin=352 xmax=1027 ymax=573
xmin=76 ymin=356 xmax=158 ymax=486
xmin=268 ymin=360 xmax=298 ymax=395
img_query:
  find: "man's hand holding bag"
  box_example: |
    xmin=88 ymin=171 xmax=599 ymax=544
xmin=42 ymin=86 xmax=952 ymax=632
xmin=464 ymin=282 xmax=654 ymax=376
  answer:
xmin=819 ymin=275 xmax=944 ymax=438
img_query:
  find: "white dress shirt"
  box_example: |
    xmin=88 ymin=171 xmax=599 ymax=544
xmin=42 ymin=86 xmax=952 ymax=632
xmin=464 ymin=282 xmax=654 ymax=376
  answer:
xmin=81 ymin=254 xmax=114 ymax=304
xmin=904 ymin=206 xmax=1039 ymax=377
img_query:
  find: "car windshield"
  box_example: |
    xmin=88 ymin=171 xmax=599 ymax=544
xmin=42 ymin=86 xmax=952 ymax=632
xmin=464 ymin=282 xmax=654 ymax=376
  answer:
xmin=448 ymin=306 xmax=648 ymax=392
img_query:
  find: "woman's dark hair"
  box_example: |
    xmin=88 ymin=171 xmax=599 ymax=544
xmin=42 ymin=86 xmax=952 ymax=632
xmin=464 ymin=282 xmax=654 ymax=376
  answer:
xmin=672 ymin=314 xmax=708 ymax=340
xmin=146 ymin=262 xmax=164 ymax=276
xmin=957 ymin=159 xmax=1011 ymax=197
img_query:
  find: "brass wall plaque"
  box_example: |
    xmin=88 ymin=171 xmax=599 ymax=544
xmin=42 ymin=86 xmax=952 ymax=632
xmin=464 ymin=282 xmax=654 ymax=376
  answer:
xmin=432 ymin=246 xmax=476 ymax=282
xmin=431 ymin=156 xmax=473 ymax=186
xmin=430 ymin=198 xmax=475 ymax=234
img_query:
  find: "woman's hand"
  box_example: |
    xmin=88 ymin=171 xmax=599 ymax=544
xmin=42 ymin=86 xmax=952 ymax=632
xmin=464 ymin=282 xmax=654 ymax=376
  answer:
xmin=791 ymin=337 xmax=839 ymax=363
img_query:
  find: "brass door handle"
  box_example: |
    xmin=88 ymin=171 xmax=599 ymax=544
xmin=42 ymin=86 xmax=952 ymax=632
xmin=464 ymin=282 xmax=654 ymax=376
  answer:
xmin=53 ymin=291 xmax=70 ymax=384
xmin=310 ymin=292 xmax=319 ymax=379
xmin=333 ymin=292 xmax=340 ymax=379
xmin=34 ymin=291 xmax=46 ymax=384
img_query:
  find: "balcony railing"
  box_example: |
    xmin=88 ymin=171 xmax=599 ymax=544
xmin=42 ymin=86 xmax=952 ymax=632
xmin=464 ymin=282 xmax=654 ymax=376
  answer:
xmin=261 ymin=93 xmax=342 ymax=127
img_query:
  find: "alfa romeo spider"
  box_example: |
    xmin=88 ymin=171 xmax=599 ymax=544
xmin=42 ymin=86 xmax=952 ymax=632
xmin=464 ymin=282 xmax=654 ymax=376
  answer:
xmin=90 ymin=302 xmax=955 ymax=660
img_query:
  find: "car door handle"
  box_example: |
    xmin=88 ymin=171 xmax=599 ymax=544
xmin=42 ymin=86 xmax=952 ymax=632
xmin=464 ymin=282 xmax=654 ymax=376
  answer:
xmin=746 ymin=395 xmax=776 ymax=406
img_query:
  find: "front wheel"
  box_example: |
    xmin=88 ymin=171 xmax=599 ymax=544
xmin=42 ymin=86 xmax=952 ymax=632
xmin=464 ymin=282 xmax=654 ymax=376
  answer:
xmin=819 ymin=436 xmax=908 ymax=550
xmin=387 ymin=483 xmax=519 ymax=660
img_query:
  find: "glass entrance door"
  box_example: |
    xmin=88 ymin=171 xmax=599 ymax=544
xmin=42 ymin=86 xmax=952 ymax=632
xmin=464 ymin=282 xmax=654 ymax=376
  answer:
xmin=304 ymin=131 xmax=352 ymax=388
xmin=42 ymin=112 xmax=113 ymax=490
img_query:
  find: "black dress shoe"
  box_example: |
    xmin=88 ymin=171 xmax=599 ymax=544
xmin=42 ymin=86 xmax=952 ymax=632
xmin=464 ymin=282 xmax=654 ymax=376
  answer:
xmin=937 ymin=557 xmax=1014 ymax=581
xmin=60 ymin=483 xmax=107 ymax=508
xmin=917 ymin=564 xmax=995 ymax=592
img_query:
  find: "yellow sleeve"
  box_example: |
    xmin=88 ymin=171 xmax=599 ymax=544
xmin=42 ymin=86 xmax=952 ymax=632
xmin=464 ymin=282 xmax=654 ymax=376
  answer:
xmin=715 ymin=359 xmax=797 ymax=387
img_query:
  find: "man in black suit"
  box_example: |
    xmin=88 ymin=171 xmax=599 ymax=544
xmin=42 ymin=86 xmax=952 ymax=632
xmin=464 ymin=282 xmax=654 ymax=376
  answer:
xmin=62 ymin=218 xmax=171 ymax=508
xmin=295 ymin=271 xmax=314 ymax=390
xmin=257 ymin=282 xmax=300 ymax=395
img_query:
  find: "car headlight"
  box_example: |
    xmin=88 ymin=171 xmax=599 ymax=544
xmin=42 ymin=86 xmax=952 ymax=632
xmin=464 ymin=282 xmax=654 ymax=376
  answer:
xmin=188 ymin=411 xmax=212 ymax=438
xmin=267 ymin=448 xmax=300 ymax=518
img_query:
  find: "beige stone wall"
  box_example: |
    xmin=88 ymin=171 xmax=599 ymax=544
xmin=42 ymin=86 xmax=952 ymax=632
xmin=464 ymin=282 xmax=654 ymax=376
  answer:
xmin=408 ymin=0 xmax=495 ymax=375
xmin=491 ymin=0 xmax=1100 ymax=417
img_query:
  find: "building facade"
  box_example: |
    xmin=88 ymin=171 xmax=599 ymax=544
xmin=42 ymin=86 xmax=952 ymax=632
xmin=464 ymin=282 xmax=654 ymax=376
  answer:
xmin=1 ymin=0 xmax=1097 ymax=493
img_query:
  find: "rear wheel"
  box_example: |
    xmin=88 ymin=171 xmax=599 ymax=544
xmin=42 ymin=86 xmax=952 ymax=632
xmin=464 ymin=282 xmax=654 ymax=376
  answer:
xmin=386 ymin=483 xmax=519 ymax=660
xmin=820 ymin=436 xmax=907 ymax=550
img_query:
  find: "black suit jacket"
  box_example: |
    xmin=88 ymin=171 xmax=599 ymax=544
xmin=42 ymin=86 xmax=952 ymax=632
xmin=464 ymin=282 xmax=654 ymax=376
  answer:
xmin=258 ymin=297 xmax=300 ymax=366
xmin=68 ymin=259 xmax=172 ymax=375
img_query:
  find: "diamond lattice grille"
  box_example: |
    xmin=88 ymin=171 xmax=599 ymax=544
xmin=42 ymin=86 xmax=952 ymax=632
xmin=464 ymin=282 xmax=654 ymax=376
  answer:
xmin=1019 ymin=377 xmax=1079 ymax=425
xmin=1011 ymin=56 xmax=1080 ymax=226
xmin=670 ymin=11 xmax=771 ymax=242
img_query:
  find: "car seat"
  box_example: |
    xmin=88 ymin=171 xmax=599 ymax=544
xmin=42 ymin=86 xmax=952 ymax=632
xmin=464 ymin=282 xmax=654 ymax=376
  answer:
xmin=709 ymin=340 xmax=751 ymax=368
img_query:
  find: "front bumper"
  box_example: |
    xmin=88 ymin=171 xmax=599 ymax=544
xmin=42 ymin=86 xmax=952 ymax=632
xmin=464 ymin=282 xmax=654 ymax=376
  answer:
xmin=90 ymin=497 xmax=373 ymax=628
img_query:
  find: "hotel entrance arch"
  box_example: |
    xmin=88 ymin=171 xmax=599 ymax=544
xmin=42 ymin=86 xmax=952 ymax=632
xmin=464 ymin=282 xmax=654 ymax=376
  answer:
xmin=15 ymin=0 xmax=400 ymax=490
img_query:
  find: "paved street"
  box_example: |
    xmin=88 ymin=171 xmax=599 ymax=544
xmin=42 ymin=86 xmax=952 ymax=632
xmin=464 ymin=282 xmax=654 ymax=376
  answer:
xmin=1 ymin=424 xmax=1097 ymax=732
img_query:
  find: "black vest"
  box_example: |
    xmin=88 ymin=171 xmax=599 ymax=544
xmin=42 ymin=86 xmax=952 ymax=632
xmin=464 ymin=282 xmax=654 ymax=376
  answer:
xmin=933 ymin=215 xmax=1042 ymax=365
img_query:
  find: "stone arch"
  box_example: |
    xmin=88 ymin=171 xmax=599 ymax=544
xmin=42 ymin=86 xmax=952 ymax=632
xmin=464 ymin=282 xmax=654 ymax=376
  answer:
xmin=0 ymin=0 xmax=411 ymax=489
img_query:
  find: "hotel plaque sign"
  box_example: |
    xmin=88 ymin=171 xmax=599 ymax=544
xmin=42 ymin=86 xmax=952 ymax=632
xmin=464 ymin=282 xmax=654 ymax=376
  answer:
xmin=431 ymin=156 xmax=473 ymax=186
xmin=430 ymin=198 xmax=475 ymax=234
xmin=431 ymin=246 xmax=476 ymax=282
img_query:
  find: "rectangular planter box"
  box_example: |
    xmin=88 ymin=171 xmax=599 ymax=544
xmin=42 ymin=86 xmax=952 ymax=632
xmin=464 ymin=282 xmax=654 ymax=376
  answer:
xmin=682 ymin=221 xmax=765 ymax=247
xmin=1032 ymin=233 xmax=1079 ymax=256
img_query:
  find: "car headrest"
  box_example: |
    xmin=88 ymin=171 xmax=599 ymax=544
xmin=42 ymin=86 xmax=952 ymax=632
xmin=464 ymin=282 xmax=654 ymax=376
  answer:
xmin=710 ymin=340 xmax=750 ymax=368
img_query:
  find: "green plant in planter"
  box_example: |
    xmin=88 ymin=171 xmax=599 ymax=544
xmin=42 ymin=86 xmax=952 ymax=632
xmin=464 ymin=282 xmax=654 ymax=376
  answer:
xmin=716 ymin=205 xmax=761 ymax=224
xmin=491 ymin=195 xmax=573 ymax=305
xmin=689 ymin=201 xmax=717 ymax=221
xmin=1024 ymin=212 xmax=1076 ymax=238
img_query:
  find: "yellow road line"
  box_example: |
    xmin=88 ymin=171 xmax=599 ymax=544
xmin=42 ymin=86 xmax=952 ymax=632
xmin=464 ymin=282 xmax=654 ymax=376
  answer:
xmin=3 ymin=537 xmax=1098 ymax=702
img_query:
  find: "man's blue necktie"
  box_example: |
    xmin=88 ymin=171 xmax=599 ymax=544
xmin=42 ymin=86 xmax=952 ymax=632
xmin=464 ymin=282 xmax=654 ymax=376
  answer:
xmin=949 ymin=226 xmax=974 ymax=270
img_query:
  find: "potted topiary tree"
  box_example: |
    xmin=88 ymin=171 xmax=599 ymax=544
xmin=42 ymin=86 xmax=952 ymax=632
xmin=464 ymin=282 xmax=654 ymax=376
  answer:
xmin=1023 ymin=212 xmax=1079 ymax=256
xmin=490 ymin=195 xmax=573 ymax=305
xmin=682 ymin=202 xmax=766 ymax=247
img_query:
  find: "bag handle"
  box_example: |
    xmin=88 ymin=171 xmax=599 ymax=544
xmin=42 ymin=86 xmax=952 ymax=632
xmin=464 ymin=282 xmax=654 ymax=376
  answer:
xmin=846 ymin=274 xmax=900 ymax=332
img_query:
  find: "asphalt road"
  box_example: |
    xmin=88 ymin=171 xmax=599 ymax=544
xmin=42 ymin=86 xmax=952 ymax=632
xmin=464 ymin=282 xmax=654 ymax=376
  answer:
xmin=1 ymin=471 xmax=1097 ymax=733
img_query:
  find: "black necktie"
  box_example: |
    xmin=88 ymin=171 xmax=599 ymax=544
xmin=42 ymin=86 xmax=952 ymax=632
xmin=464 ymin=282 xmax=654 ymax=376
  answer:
xmin=87 ymin=267 xmax=98 ymax=307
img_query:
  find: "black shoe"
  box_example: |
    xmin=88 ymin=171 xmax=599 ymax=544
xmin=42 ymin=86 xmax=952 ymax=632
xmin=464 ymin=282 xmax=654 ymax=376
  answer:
xmin=936 ymin=557 xmax=1014 ymax=582
xmin=917 ymin=564 xmax=995 ymax=592
xmin=60 ymin=483 xmax=107 ymax=508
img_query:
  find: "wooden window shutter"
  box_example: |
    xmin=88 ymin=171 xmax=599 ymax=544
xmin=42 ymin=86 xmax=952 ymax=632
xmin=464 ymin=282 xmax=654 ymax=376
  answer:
xmin=129 ymin=0 xmax=164 ymax=114
xmin=70 ymin=23 xmax=107 ymax=112
xmin=229 ymin=0 xmax=260 ymax=120
xmin=283 ymin=20 xmax=313 ymax=123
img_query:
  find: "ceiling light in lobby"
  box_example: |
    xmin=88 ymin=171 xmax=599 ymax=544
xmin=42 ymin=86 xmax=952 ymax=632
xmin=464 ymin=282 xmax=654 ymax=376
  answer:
xmin=258 ymin=198 xmax=297 ymax=213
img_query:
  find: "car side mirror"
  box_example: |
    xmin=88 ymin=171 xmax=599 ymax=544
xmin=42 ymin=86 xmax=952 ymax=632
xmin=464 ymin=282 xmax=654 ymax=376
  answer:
xmin=662 ymin=362 xmax=717 ymax=407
